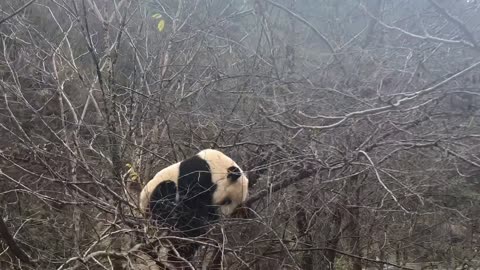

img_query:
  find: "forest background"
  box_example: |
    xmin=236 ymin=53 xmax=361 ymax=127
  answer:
xmin=1 ymin=0 xmax=480 ymax=269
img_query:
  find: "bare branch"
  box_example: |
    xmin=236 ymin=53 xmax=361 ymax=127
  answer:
xmin=265 ymin=0 xmax=346 ymax=74
xmin=361 ymin=3 xmax=477 ymax=50
xmin=266 ymin=59 xmax=480 ymax=130
xmin=359 ymin=150 xmax=410 ymax=213
xmin=0 ymin=214 xmax=35 ymax=265
xmin=428 ymin=0 xmax=478 ymax=48
xmin=0 ymin=0 xmax=36 ymax=25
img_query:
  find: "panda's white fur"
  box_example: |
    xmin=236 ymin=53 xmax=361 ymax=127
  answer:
xmin=139 ymin=162 xmax=180 ymax=213
xmin=139 ymin=149 xmax=248 ymax=218
xmin=197 ymin=149 xmax=249 ymax=215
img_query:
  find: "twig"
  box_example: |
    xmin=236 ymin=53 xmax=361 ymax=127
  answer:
xmin=265 ymin=0 xmax=346 ymax=75
xmin=360 ymin=3 xmax=476 ymax=50
xmin=0 ymin=214 xmax=35 ymax=265
xmin=428 ymin=0 xmax=478 ymax=48
xmin=57 ymin=244 xmax=143 ymax=270
xmin=0 ymin=0 xmax=36 ymax=25
xmin=265 ymin=247 xmax=414 ymax=270
xmin=245 ymin=167 xmax=315 ymax=206
xmin=265 ymin=59 xmax=480 ymax=130
xmin=359 ymin=150 xmax=409 ymax=213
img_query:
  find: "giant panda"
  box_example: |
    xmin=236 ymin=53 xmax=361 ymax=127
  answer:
xmin=139 ymin=149 xmax=249 ymax=264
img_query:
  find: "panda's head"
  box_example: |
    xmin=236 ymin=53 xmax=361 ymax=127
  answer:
xmin=195 ymin=149 xmax=249 ymax=216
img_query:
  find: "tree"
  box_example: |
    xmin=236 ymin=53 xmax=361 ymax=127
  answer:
xmin=1 ymin=0 xmax=479 ymax=269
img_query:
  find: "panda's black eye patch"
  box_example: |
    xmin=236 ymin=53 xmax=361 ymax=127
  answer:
xmin=227 ymin=166 xmax=241 ymax=181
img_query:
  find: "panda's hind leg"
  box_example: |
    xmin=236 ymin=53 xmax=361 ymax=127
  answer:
xmin=149 ymin=180 xmax=178 ymax=228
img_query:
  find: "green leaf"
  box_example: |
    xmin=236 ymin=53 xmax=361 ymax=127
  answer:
xmin=151 ymin=13 xmax=162 ymax=19
xmin=157 ymin=19 xmax=165 ymax=32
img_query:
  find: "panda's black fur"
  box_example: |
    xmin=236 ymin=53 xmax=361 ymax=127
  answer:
xmin=140 ymin=149 xmax=248 ymax=238
xmin=149 ymin=155 xmax=217 ymax=237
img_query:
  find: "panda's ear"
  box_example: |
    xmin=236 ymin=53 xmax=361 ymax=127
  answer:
xmin=227 ymin=166 xmax=241 ymax=181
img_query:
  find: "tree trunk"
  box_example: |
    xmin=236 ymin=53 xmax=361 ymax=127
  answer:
xmin=347 ymin=175 xmax=363 ymax=270
xmin=319 ymin=206 xmax=342 ymax=269
xmin=295 ymin=185 xmax=313 ymax=270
